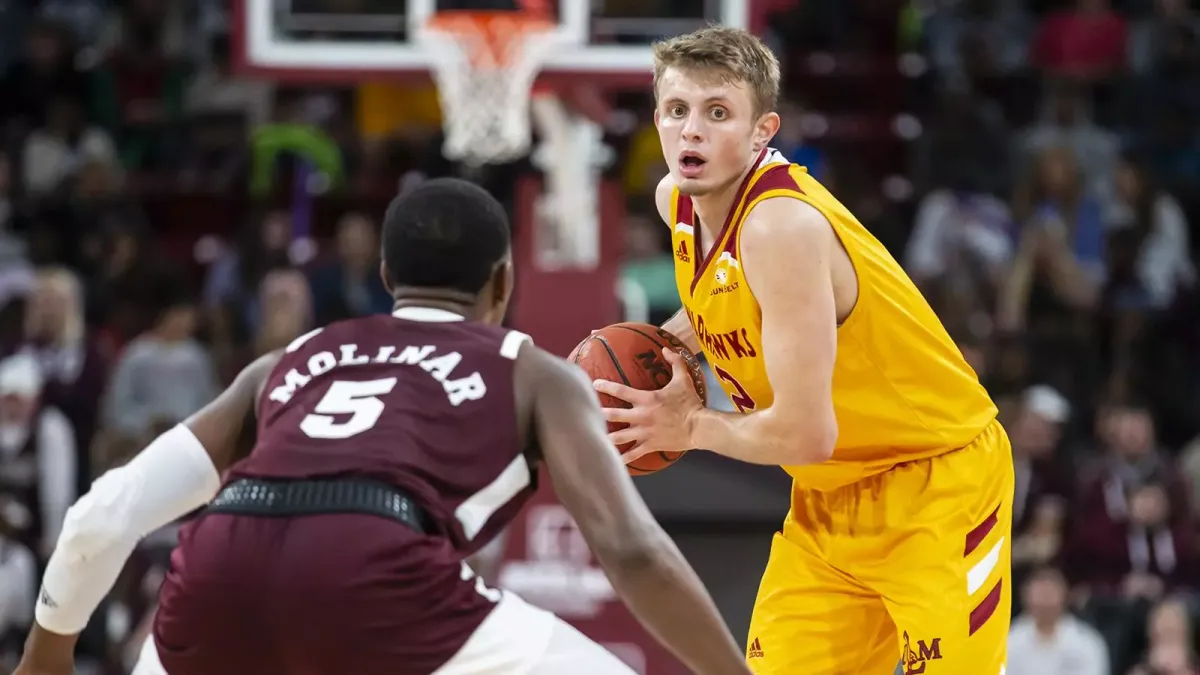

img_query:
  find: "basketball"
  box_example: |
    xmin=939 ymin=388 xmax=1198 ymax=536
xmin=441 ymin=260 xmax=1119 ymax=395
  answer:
xmin=569 ymin=323 xmax=706 ymax=475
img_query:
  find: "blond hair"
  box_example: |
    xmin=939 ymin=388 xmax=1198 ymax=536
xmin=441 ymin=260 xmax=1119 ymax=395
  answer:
xmin=27 ymin=266 xmax=84 ymax=345
xmin=652 ymin=26 xmax=781 ymax=116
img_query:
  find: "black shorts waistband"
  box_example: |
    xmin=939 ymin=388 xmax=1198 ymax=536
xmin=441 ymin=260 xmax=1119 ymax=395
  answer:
xmin=207 ymin=478 xmax=432 ymax=534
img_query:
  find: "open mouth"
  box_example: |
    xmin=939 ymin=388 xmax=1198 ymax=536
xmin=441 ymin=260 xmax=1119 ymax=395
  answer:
xmin=679 ymin=151 xmax=706 ymax=175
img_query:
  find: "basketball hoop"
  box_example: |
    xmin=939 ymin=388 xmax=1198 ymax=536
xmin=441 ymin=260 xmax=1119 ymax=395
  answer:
xmin=418 ymin=11 xmax=562 ymax=166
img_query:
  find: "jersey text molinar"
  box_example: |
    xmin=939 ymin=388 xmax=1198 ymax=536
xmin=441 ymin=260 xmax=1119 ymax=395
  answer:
xmin=268 ymin=343 xmax=487 ymax=406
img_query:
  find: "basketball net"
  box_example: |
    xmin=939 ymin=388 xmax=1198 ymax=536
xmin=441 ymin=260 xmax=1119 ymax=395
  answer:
xmin=418 ymin=11 xmax=610 ymax=270
xmin=417 ymin=11 xmax=560 ymax=166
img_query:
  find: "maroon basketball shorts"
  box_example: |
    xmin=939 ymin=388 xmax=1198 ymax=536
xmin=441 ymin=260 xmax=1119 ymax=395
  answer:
xmin=153 ymin=512 xmax=500 ymax=675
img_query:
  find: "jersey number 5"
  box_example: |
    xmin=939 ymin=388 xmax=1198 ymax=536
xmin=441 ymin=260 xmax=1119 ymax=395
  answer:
xmin=300 ymin=378 xmax=398 ymax=439
xmin=712 ymin=365 xmax=756 ymax=413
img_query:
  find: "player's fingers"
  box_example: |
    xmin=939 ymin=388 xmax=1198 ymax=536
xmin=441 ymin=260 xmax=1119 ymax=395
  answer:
xmin=620 ymin=443 xmax=653 ymax=464
xmin=662 ymin=347 xmax=690 ymax=377
xmin=593 ymin=379 xmax=649 ymax=404
xmin=608 ymin=428 xmax=641 ymax=449
xmin=601 ymin=406 xmax=639 ymax=424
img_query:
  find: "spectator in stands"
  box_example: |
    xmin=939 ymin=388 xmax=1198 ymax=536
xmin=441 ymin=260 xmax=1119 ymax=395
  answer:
xmin=1130 ymin=0 xmax=1200 ymax=74
xmin=1104 ymin=152 xmax=1195 ymax=312
xmin=0 ymin=532 xmax=36 ymax=670
xmin=309 ymin=212 xmax=391 ymax=326
xmin=0 ymin=19 xmax=85 ymax=136
xmin=1011 ymin=385 xmax=1072 ymax=574
xmin=1008 ymin=566 xmax=1110 ymax=675
xmin=185 ymin=33 xmax=273 ymax=130
xmin=905 ymin=144 xmax=1016 ymax=336
xmin=1032 ymin=0 xmax=1129 ymax=81
xmin=1155 ymin=100 xmax=1200 ymax=186
xmin=774 ymin=99 xmax=826 ymax=180
xmin=1019 ymin=84 xmax=1119 ymax=199
xmin=20 ymin=95 xmax=118 ymax=199
xmin=38 ymin=0 xmax=110 ymax=50
xmin=92 ymin=0 xmax=190 ymax=170
xmin=1068 ymin=401 xmax=1195 ymax=598
xmin=0 ymin=353 xmax=76 ymax=559
xmin=0 ymin=262 xmax=32 ymax=350
xmin=85 ymin=218 xmax=184 ymax=345
xmin=254 ymin=268 xmax=313 ymax=357
xmin=1179 ymin=434 xmax=1200 ymax=509
xmin=911 ymin=80 xmax=1012 ymax=198
xmin=999 ymin=147 xmax=1107 ymax=393
xmin=20 ymin=267 xmax=107 ymax=493
xmin=101 ymin=297 xmax=216 ymax=455
xmin=924 ymin=0 xmax=1034 ymax=85
xmin=204 ymin=209 xmax=292 ymax=335
xmin=1128 ymin=597 xmax=1200 ymax=675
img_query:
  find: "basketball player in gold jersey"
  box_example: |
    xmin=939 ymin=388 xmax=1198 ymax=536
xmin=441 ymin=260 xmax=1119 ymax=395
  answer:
xmin=593 ymin=26 xmax=1012 ymax=674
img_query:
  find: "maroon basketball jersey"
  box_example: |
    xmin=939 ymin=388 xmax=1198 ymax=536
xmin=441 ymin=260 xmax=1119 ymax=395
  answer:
xmin=228 ymin=306 xmax=536 ymax=554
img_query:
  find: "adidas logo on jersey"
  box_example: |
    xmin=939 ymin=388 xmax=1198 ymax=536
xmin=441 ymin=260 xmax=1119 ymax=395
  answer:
xmin=747 ymin=637 xmax=764 ymax=659
xmin=675 ymin=240 xmax=690 ymax=263
xmin=39 ymin=587 xmax=57 ymax=608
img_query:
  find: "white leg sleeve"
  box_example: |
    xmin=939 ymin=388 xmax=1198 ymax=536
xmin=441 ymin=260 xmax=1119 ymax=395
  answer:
xmin=527 ymin=619 xmax=640 ymax=675
xmin=434 ymin=591 xmax=637 ymax=675
xmin=130 ymin=633 xmax=168 ymax=675
xmin=0 ymin=539 xmax=36 ymax=631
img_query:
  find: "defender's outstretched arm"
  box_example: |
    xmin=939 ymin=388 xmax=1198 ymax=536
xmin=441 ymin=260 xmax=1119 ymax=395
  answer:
xmin=521 ymin=345 xmax=750 ymax=675
xmin=18 ymin=354 xmax=278 ymax=673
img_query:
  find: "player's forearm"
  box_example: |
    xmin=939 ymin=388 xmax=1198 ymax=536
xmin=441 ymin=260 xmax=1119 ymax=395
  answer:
xmin=599 ymin=535 xmax=750 ymax=675
xmin=688 ymin=405 xmax=835 ymax=466
xmin=661 ymin=308 xmax=701 ymax=355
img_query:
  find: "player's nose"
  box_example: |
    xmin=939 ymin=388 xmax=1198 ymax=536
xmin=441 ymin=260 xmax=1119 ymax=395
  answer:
xmin=680 ymin=111 xmax=705 ymax=141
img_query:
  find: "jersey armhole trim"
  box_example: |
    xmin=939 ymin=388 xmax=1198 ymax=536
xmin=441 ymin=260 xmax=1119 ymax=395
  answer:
xmin=500 ymin=331 xmax=533 ymax=360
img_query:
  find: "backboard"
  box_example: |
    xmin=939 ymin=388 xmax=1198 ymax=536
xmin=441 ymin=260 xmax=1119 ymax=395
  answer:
xmin=233 ymin=0 xmax=761 ymax=86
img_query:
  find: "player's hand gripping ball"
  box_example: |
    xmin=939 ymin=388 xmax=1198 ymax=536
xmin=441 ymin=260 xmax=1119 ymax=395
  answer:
xmin=568 ymin=323 xmax=706 ymax=474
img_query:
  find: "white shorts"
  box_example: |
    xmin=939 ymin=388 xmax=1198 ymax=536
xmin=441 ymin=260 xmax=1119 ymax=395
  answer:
xmin=131 ymin=591 xmax=637 ymax=675
xmin=434 ymin=591 xmax=638 ymax=675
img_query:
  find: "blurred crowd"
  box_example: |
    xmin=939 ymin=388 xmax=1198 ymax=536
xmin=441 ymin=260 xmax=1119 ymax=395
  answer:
xmin=0 ymin=0 xmax=1196 ymax=674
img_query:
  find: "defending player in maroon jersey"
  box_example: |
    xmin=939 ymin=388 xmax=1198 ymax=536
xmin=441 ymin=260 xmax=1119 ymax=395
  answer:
xmin=17 ymin=178 xmax=751 ymax=675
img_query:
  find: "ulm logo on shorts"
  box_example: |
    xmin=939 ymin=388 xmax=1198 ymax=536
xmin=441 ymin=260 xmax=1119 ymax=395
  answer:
xmin=747 ymin=637 xmax=764 ymax=659
xmin=902 ymin=631 xmax=942 ymax=674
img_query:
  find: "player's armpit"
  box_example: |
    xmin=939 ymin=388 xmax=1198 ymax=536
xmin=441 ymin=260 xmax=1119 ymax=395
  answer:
xmin=188 ymin=350 xmax=280 ymax=469
xmin=661 ymin=307 xmax=701 ymax=356
xmin=522 ymin=345 xmax=750 ymax=675
xmin=687 ymin=197 xmax=838 ymax=466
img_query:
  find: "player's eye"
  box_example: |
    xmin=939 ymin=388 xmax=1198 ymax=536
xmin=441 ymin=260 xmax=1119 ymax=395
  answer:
xmin=669 ymin=105 xmax=687 ymax=118
xmin=709 ymin=106 xmax=729 ymax=120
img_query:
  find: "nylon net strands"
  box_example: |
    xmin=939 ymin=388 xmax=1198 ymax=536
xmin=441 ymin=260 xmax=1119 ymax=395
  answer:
xmin=417 ymin=11 xmax=563 ymax=166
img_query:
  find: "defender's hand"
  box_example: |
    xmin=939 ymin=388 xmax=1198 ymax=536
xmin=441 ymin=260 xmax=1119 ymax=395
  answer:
xmin=594 ymin=348 xmax=703 ymax=464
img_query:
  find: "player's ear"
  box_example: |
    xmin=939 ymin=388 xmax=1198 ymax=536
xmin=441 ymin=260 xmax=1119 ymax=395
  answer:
xmin=653 ymin=108 xmax=661 ymax=127
xmin=379 ymin=260 xmax=394 ymax=294
xmin=493 ymin=258 xmax=514 ymax=307
xmin=753 ymin=111 xmax=781 ymax=152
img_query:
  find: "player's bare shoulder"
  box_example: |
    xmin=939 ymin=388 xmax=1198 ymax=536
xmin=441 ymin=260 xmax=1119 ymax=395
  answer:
xmin=742 ymin=196 xmax=833 ymax=250
xmin=248 ymin=349 xmax=285 ymax=402
xmin=741 ymin=196 xmax=857 ymax=321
